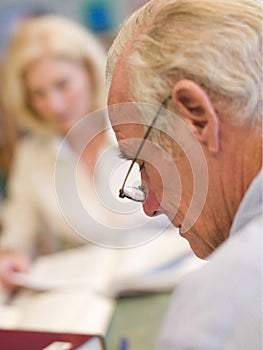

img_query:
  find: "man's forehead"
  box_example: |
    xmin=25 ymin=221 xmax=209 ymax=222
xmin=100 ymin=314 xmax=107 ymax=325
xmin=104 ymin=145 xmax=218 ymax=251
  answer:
xmin=108 ymin=56 xmax=130 ymax=106
xmin=111 ymin=120 xmax=144 ymax=141
xmin=107 ymin=53 xmax=145 ymax=128
xmin=110 ymin=117 xmax=145 ymax=161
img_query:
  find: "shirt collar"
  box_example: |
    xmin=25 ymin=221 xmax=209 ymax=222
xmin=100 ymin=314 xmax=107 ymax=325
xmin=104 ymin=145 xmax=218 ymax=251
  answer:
xmin=230 ymin=169 xmax=262 ymax=235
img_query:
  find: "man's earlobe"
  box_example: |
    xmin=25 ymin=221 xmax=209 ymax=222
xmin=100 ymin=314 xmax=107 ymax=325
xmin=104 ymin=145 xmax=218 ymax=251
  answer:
xmin=172 ymin=79 xmax=219 ymax=155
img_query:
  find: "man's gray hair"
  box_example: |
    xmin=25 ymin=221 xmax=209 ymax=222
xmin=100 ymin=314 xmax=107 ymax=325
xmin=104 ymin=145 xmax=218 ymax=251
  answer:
xmin=107 ymin=0 xmax=262 ymax=126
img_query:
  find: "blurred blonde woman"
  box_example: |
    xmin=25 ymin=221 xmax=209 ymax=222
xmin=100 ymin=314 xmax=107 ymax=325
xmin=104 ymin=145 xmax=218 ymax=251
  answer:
xmin=0 ymin=15 xmax=116 ymax=288
xmin=0 ymin=13 xmax=172 ymax=289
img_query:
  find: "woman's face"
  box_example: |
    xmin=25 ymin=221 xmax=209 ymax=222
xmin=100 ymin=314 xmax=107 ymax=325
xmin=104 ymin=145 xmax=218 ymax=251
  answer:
xmin=25 ymin=57 xmax=93 ymax=134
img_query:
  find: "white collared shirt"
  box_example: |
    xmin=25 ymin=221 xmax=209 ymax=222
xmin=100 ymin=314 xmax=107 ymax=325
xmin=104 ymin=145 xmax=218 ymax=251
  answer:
xmin=158 ymin=171 xmax=262 ymax=350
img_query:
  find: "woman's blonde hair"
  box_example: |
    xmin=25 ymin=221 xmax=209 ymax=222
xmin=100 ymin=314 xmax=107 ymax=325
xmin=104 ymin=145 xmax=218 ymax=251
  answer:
xmin=2 ymin=15 xmax=107 ymax=132
xmin=107 ymin=0 xmax=262 ymax=126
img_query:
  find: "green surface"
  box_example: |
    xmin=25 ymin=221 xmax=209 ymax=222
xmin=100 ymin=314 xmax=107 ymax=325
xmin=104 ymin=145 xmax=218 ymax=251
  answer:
xmin=105 ymin=292 xmax=171 ymax=350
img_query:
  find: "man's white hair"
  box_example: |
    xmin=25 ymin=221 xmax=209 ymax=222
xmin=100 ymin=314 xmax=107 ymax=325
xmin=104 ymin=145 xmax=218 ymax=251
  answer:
xmin=107 ymin=0 xmax=262 ymax=126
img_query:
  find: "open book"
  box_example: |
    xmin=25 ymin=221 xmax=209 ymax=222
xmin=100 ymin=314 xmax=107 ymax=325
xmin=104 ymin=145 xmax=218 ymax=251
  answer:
xmin=0 ymin=229 xmax=205 ymax=335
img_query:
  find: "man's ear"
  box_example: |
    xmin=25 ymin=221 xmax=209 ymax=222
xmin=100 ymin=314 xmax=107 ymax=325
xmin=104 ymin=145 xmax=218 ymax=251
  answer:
xmin=172 ymin=79 xmax=219 ymax=154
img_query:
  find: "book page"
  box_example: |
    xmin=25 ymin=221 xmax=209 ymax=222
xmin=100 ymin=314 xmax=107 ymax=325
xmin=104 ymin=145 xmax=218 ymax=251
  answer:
xmin=0 ymin=229 xmax=205 ymax=333
xmin=1 ymin=246 xmax=116 ymax=334
xmin=9 ymin=287 xmax=115 ymax=335
xmin=8 ymin=228 xmax=204 ymax=296
xmin=10 ymin=245 xmax=118 ymax=294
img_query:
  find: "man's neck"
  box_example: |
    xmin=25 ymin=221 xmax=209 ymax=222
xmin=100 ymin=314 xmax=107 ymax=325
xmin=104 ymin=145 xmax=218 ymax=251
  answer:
xmin=222 ymin=121 xmax=262 ymax=221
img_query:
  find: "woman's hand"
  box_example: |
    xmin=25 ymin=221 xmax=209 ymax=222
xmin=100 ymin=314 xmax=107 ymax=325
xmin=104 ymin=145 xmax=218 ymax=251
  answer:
xmin=0 ymin=251 xmax=30 ymax=289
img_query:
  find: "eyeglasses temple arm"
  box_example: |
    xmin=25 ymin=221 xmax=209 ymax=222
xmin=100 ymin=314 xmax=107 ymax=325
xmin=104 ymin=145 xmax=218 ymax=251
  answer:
xmin=119 ymin=96 xmax=171 ymax=198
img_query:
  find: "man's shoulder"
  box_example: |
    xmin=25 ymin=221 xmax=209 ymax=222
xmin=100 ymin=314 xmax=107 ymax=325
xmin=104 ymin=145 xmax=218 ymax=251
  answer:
xmin=158 ymin=217 xmax=262 ymax=350
xmin=213 ymin=214 xmax=261 ymax=263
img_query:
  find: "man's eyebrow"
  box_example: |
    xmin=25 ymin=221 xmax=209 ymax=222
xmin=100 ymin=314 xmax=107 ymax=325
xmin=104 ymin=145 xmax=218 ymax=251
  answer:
xmin=118 ymin=147 xmax=133 ymax=161
xmin=113 ymin=143 xmax=134 ymax=160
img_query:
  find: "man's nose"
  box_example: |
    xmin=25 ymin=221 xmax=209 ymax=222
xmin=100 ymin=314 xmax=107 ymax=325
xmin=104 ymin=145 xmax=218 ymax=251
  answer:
xmin=140 ymin=170 xmax=161 ymax=217
xmin=143 ymin=189 xmax=161 ymax=217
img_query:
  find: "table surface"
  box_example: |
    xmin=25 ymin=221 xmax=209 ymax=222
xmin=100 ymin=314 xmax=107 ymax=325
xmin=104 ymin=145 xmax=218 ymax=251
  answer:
xmin=105 ymin=292 xmax=172 ymax=350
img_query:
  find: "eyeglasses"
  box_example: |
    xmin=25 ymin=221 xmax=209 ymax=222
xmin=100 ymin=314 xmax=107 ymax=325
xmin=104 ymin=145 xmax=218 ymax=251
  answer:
xmin=119 ymin=96 xmax=171 ymax=202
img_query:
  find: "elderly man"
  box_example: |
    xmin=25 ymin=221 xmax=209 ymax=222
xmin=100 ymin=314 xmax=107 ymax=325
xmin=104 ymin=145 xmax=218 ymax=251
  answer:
xmin=107 ymin=0 xmax=262 ymax=349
